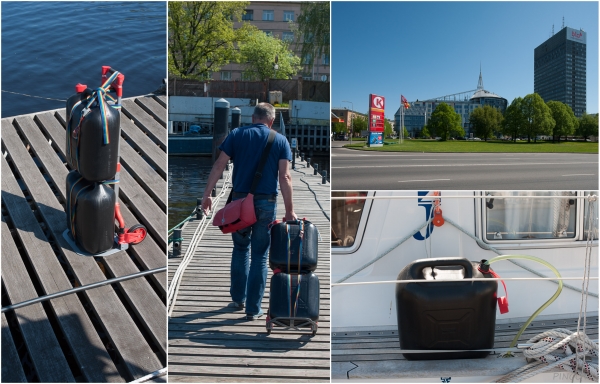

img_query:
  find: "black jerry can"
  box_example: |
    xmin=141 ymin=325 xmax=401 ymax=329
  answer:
xmin=269 ymin=271 xmax=319 ymax=324
xmin=66 ymin=170 xmax=115 ymax=254
xmin=269 ymin=219 xmax=318 ymax=272
xmin=395 ymin=257 xmax=497 ymax=360
xmin=67 ymin=92 xmax=120 ymax=182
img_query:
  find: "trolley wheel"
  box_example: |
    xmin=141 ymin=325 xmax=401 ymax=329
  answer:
xmin=127 ymin=224 xmax=147 ymax=245
xmin=311 ymin=330 xmax=316 ymax=336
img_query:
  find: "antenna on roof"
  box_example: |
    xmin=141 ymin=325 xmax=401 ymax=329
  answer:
xmin=552 ymin=24 xmax=554 ymax=35
xmin=562 ymin=16 xmax=564 ymax=29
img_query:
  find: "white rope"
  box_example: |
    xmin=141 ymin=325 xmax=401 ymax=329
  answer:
xmin=496 ymin=329 xmax=598 ymax=383
xmin=330 ymin=194 xmax=597 ymax=200
xmin=497 ymin=198 xmax=598 ymax=383
xmin=167 ymin=168 xmax=232 ymax=317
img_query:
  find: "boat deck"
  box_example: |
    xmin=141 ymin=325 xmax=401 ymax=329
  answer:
xmin=331 ymin=313 xmax=599 ymax=381
xmin=168 ymin=163 xmax=331 ymax=382
xmin=1 ymin=95 xmax=167 ymax=382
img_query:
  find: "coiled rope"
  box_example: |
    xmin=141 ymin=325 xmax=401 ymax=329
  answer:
xmin=292 ymin=164 xmax=330 ymax=222
xmin=496 ymin=197 xmax=598 ymax=382
xmin=167 ymin=167 xmax=233 ymax=317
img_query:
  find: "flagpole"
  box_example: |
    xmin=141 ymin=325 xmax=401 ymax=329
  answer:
xmin=401 ymin=103 xmax=404 ymax=144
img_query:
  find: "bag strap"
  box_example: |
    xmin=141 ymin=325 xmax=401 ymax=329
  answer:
xmin=249 ymin=129 xmax=277 ymax=194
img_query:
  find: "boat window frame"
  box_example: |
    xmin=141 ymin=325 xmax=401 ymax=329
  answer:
xmin=331 ymin=191 xmax=374 ymax=254
xmin=479 ymin=191 xmax=590 ymax=248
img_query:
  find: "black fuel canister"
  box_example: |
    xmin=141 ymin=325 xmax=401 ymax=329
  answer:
xmin=67 ymin=90 xmax=120 ymax=182
xmin=66 ymin=170 xmax=116 ymax=254
xmin=395 ymin=257 xmax=497 ymax=360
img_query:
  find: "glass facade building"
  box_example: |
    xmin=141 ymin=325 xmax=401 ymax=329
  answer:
xmin=534 ymin=27 xmax=586 ymax=117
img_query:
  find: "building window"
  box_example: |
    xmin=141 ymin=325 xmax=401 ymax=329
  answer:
xmin=221 ymin=71 xmax=231 ymax=81
xmin=283 ymin=11 xmax=294 ymax=21
xmin=322 ymin=54 xmax=330 ymax=65
xmin=282 ymin=31 xmax=294 ymax=42
xmin=302 ymin=53 xmax=312 ymax=65
xmin=262 ymin=10 xmax=274 ymax=21
xmin=242 ymin=10 xmax=253 ymax=21
xmin=263 ymin=30 xmax=273 ymax=36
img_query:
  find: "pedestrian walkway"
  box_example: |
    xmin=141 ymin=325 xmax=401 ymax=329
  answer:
xmin=168 ymin=161 xmax=330 ymax=382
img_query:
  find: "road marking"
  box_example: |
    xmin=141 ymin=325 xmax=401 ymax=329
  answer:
xmin=561 ymin=174 xmax=595 ymax=177
xmin=331 ymin=161 xmax=597 ymax=169
xmin=398 ymin=179 xmax=451 ymax=183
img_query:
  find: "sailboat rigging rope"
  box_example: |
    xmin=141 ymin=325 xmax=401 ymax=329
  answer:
xmin=167 ymin=167 xmax=233 ymax=317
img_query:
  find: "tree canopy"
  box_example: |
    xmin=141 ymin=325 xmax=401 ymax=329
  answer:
xmin=168 ymin=2 xmax=254 ymax=80
xmin=521 ymin=93 xmax=554 ymax=142
xmin=352 ymin=115 xmax=367 ymax=136
xmin=293 ymin=2 xmax=330 ymax=75
xmin=578 ymin=113 xmax=599 ymax=140
xmin=502 ymin=97 xmax=525 ymax=142
xmin=547 ymin=101 xmax=577 ymax=142
xmin=427 ymin=103 xmax=464 ymax=140
xmin=469 ymin=105 xmax=503 ymax=141
xmin=238 ymin=30 xmax=301 ymax=81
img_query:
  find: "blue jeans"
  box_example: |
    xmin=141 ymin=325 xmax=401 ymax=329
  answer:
xmin=230 ymin=196 xmax=276 ymax=315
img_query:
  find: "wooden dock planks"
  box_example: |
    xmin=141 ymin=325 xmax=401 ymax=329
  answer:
xmin=1 ymin=95 xmax=167 ymax=382
xmin=168 ymin=163 xmax=330 ymax=382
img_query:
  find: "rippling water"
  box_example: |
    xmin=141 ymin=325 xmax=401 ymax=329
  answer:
xmin=1 ymin=1 xmax=166 ymax=117
xmin=168 ymin=156 xmax=213 ymax=230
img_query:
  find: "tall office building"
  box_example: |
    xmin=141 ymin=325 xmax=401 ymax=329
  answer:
xmin=534 ymin=26 xmax=586 ymax=117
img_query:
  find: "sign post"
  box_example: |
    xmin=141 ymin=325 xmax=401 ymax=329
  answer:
xmin=368 ymin=94 xmax=385 ymax=147
xmin=291 ymin=138 xmax=297 ymax=169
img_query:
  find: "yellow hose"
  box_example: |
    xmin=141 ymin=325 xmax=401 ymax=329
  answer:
xmin=486 ymin=255 xmax=563 ymax=351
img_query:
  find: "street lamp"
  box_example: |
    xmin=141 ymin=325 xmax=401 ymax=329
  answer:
xmin=342 ymin=100 xmax=353 ymax=144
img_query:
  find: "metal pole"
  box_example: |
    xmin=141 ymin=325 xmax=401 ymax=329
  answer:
xmin=212 ymin=98 xmax=230 ymax=164
xmin=1 ymin=267 xmax=167 ymax=313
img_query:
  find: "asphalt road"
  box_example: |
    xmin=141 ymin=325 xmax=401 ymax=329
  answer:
xmin=330 ymin=142 xmax=598 ymax=190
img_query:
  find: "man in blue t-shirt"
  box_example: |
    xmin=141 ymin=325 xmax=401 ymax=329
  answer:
xmin=202 ymin=103 xmax=296 ymax=320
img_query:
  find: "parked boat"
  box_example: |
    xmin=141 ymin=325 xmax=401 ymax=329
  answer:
xmin=331 ymin=191 xmax=598 ymax=382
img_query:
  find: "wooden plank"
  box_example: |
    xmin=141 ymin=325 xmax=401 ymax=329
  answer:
xmin=119 ymin=167 xmax=167 ymax=249
xmin=1 ymin=155 xmax=123 ymax=382
xmin=167 ymin=365 xmax=330 ymax=379
xmin=2 ymin=120 xmax=163 ymax=379
xmin=168 ymin=347 xmax=330 ymax=359
xmin=168 ymin=336 xmax=330 ymax=351
xmin=135 ymin=96 xmax=166 ymax=126
xmin=153 ymin=95 xmax=167 ymax=108
xmin=119 ymin=140 xmax=166 ymax=210
xmin=168 ymin=375 xmax=325 ymax=383
xmin=1 ymin=313 xmax=28 ymax=383
xmin=169 ymin=355 xmax=330 ymax=368
xmin=1 ymin=218 xmax=75 ymax=383
xmin=121 ymin=99 xmax=166 ymax=149
xmin=120 ymin=115 xmax=166 ymax=178
xmin=9 ymin=117 xmax=167 ymax=360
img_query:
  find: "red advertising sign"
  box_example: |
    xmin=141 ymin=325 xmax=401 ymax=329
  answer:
xmin=368 ymin=94 xmax=385 ymax=133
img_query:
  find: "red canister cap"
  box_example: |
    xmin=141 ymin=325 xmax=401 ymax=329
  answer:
xmin=75 ymin=83 xmax=87 ymax=93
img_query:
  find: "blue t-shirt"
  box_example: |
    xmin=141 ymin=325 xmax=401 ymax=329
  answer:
xmin=219 ymin=124 xmax=292 ymax=195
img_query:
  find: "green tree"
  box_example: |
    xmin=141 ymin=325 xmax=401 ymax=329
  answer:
xmin=352 ymin=115 xmax=367 ymax=137
xmin=578 ymin=113 xmax=599 ymax=140
xmin=421 ymin=125 xmax=430 ymax=138
xmin=168 ymin=2 xmax=255 ymax=80
xmin=502 ymin=97 xmax=525 ymax=142
xmin=521 ymin=93 xmax=554 ymax=143
xmin=469 ymin=105 xmax=504 ymax=142
xmin=238 ymin=30 xmax=301 ymax=81
xmin=547 ymin=101 xmax=577 ymax=142
xmin=332 ymin=122 xmax=346 ymax=134
xmin=384 ymin=120 xmax=393 ymax=137
xmin=292 ymin=2 xmax=330 ymax=76
xmin=427 ymin=103 xmax=464 ymax=141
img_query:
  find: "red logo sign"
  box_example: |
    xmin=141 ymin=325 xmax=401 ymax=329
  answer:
xmin=572 ymin=30 xmax=583 ymax=39
xmin=368 ymin=94 xmax=385 ymax=133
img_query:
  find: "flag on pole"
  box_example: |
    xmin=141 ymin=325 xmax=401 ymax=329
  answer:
xmin=401 ymin=95 xmax=410 ymax=109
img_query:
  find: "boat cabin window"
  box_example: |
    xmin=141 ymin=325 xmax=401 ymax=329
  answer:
xmin=332 ymin=191 xmax=368 ymax=248
xmin=485 ymin=191 xmax=576 ymax=240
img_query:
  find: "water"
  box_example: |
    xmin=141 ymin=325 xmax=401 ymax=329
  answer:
xmin=1 ymin=1 xmax=166 ymax=117
xmin=168 ymin=156 xmax=213 ymax=230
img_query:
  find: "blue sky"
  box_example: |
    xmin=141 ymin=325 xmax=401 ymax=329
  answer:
xmin=331 ymin=1 xmax=599 ymax=118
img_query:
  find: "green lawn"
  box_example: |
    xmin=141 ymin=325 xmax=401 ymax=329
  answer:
xmin=343 ymin=139 xmax=598 ymax=153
